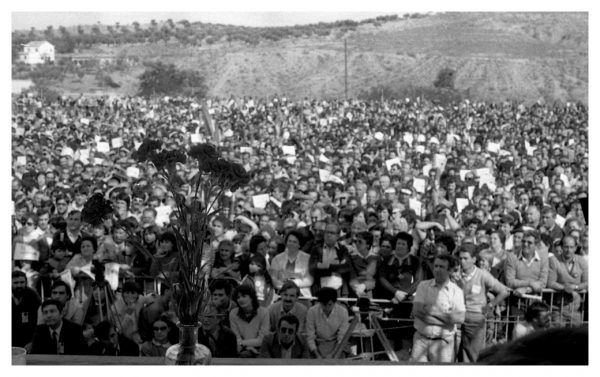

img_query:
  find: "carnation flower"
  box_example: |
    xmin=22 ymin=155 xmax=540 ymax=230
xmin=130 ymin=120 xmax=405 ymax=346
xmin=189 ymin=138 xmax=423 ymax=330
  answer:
xmin=188 ymin=144 xmax=218 ymax=161
xmin=81 ymin=193 xmax=114 ymax=226
xmin=134 ymin=139 xmax=163 ymax=162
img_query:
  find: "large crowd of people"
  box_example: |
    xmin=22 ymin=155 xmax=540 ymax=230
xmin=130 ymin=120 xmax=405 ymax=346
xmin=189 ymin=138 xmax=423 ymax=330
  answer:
xmin=12 ymin=93 xmax=588 ymax=363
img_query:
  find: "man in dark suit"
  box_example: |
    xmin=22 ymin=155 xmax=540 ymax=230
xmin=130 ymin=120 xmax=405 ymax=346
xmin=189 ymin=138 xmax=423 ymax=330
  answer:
xmin=259 ymin=314 xmax=310 ymax=359
xmin=30 ymin=299 xmax=87 ymax=355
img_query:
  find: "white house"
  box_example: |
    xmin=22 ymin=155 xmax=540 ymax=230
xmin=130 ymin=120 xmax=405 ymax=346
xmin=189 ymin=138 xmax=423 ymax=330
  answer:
xmin=19 ymin=41 xmax=55 ymax=65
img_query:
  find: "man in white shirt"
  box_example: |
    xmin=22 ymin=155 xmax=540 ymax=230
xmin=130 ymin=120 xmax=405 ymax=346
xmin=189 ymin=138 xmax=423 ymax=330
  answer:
xmin=410 ymin=254 xmax=466 ymax=363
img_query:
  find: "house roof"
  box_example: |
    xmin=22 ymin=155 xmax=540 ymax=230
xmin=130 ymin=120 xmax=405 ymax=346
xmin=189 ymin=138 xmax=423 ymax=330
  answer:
xmin=24 ymin=40 xmax=53 ymax=48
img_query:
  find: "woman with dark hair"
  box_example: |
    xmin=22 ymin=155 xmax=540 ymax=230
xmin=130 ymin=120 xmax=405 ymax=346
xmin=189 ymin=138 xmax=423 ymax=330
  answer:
xmin=249 ymin=234 xmax=268 ymax=257
xmin=268 ymin=230 xmax=313 ymax=297
xmin=140 ymin=316 xmax=177 ymax=357
xmin=238 ymin=234 xmax=268 ymax=278
xmin=149 ymin=232 xmax=179 ymax=280
xmin=240 ymin=254 xmax=275 ymax=307
xmin=66 ymin=235 xmax=97 ymax=276
xmin=141 ymin=225 xmax=160 ymax=256
xmin=375 ymin=232 xmax=420 ymax=302
xmin=228 ymin=284 xmax=270 ymax=358
xmin=349 ymin=231 xmax=378 ymax=298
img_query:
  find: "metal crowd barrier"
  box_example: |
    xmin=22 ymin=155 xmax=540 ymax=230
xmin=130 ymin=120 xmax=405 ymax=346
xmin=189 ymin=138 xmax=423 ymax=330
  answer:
xmin=485 ymin=289 xmax=588 ymax=345
xmin=37 ymin=274 xmax=587 ymax=361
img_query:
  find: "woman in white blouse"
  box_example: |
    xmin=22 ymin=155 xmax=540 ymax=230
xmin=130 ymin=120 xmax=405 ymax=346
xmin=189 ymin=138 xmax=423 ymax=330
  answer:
xmin=269 ymin=230 xmax=313 ymax=297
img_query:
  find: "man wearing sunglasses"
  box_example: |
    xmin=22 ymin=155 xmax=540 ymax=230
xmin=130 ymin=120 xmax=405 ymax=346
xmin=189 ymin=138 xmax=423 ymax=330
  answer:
xmin=259 ymin=314 xmax=309 ymax=359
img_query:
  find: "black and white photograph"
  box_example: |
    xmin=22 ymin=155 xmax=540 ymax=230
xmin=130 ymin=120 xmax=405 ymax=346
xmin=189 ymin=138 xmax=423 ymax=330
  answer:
xmin=9 ymin=1 xmax=592 ymax=369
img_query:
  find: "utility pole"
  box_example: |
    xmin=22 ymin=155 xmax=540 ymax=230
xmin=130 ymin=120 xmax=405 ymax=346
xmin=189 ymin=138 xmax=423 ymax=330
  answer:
xmin=344 ymin=38 xmax=348 ymax=100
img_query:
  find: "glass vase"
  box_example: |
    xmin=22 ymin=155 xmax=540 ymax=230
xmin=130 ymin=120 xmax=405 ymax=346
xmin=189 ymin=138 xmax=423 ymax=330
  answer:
xmin=165 ymin=323 xmax=212 ymax=365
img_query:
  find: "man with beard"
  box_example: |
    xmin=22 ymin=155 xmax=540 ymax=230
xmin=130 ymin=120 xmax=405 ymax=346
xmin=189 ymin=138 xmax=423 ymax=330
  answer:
xmin=260 ymin=314 xmax=310 ymax=359
xmin=268 ymin=280 xmax=307 ymax=334
xmin=12 ymin=270 xmax=41 ymax=348
xmin=410 ymin=254 xmax=465 ymax=363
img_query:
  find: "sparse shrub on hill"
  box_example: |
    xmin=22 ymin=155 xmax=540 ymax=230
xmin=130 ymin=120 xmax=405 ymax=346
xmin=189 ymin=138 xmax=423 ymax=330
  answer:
xmin=97 ymin=74 xmax=120 ymax=88
xmin=434 ymin=67 xmax=456 ymax=90
xmin=137 ymin=61 xmax=207 ymax=98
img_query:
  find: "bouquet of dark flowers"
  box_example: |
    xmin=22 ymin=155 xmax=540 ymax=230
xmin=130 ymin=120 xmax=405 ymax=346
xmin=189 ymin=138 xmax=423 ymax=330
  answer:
xmin=82 ymin=140 xmax=251 ymax=326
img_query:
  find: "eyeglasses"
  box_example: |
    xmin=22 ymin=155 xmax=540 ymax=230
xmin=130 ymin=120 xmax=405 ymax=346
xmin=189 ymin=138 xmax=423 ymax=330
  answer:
xmin=153 ymin=326 xmax=168 ymax=331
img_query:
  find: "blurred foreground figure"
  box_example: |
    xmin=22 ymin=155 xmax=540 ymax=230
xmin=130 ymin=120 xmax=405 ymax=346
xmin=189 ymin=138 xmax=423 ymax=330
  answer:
xmin=478 ymin=326 xmax=588 ymax=365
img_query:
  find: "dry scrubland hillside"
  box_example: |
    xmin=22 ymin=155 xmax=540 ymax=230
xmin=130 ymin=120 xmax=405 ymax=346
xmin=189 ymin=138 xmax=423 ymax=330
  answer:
xmin=55 ymin=12 xmax=588 ymax=103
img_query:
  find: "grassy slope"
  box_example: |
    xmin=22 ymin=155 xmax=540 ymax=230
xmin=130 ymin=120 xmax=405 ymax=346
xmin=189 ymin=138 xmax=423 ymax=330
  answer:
xmin=55 ymin=12 xmax=588 ymax=103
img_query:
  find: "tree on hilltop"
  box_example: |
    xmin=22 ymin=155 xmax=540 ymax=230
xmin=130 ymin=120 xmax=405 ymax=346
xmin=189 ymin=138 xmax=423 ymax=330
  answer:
xmin=137 ymin=61 xmax=208 ymax=98
xmin=433 ymin=67 xmax=456 ymax=90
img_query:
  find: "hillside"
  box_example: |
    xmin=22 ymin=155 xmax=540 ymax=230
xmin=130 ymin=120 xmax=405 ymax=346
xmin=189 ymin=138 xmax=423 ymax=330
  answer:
xmin=14 ymin=12 xmax=588 ymax=103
